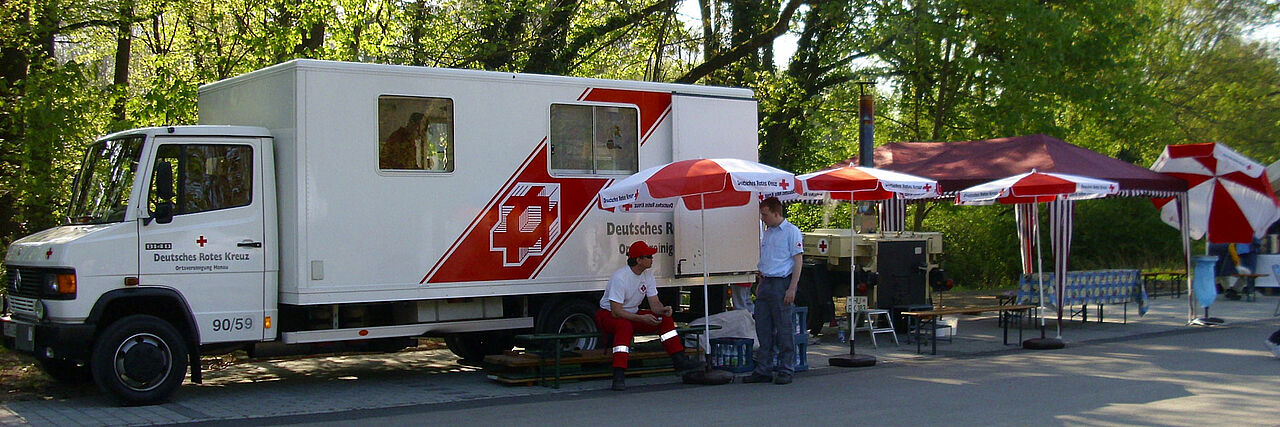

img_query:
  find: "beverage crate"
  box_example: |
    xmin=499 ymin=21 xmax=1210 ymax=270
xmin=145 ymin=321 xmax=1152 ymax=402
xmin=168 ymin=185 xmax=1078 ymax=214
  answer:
xmin=766 ymin=341 xmax=808 ymax=372
xmin=792 ymin=306 xmax=808 ymax=336
xmin=709 ymin=337 xmax=755 ymax=373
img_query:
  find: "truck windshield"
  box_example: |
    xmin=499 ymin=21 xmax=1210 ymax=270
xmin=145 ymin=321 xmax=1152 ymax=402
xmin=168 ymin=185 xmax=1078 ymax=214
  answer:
xmin=67 ymin=136 xmax=145 ymax=224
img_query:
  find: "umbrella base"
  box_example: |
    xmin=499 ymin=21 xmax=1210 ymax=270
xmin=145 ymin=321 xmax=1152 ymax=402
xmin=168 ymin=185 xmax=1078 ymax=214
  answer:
xmin=1190 ymin=317 xmax=1225 ymax=326
xmin=682 ymin=369 xmax=734 ymax=385
xmin=1022 ymin=338 xmax=1066 ymax=350
xmin=829 ymin=354 xmax=877 ymax=367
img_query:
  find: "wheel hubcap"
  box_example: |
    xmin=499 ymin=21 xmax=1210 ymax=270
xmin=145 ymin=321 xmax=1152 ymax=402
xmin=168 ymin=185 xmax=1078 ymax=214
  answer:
xmin=113 ymin=333 xmax=171 ymax=392
xmin=557 ymin=313 xmax=598 ymax=350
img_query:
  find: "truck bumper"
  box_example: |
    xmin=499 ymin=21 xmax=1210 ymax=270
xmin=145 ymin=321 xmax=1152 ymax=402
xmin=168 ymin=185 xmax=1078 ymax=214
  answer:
xmin=1 ymin=315 xmax=95 ymax=361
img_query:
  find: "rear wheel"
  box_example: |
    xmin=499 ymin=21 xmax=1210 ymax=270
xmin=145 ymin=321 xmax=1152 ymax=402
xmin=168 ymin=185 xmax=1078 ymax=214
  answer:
xmin=90 ymin=315 xmax=188 ymax=406
xmin=537 ymin=299 xmax=600 ymax=352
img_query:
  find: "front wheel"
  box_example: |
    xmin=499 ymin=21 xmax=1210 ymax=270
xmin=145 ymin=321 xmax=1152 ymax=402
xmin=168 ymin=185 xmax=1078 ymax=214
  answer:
xmin=90 ymin=315 xmax=189 ymax=406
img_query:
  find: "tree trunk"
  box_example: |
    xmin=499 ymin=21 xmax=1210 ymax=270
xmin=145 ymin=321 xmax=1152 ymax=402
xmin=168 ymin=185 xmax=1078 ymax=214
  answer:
xmin=113 ymin=0 xmax=135 ymax=125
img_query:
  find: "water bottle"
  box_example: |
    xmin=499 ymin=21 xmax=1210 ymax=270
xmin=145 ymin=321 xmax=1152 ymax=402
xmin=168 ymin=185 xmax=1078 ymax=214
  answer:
xmin=837 ymin=328 xmax=847 ymax=343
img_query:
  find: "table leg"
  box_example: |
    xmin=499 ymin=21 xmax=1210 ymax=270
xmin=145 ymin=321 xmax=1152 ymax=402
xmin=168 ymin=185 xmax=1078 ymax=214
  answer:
xmin=553 ymin=339 xmax=563 ymax=389
xmin=1002 ymin=310 xmax=1009 ymax=345
xmin=915 ymin=317 xmax=922 ymax=355
xmin=930 ymin=317 xmax=938 ymax=356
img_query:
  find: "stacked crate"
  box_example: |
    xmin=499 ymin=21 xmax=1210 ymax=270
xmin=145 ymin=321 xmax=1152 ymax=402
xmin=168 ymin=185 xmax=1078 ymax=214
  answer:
xmin=712 ymin=306 xmax=808 ymax=373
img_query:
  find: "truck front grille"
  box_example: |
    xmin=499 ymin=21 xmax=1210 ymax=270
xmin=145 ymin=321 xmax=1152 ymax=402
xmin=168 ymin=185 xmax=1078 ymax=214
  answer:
xmin=7 ymin=295 xmax=37 ymax=318
xmin=4 ymin=266 xmax=75 ymax=299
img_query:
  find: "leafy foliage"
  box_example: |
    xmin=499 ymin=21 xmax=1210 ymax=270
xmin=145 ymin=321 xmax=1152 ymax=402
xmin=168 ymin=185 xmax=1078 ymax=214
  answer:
xmin=0 ymin=0 xmax=1277 ymax=290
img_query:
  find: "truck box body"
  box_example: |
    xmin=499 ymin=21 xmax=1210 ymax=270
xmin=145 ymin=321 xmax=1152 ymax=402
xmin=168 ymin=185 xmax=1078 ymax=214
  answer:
xmin=196 ymin=60 xmax=759 ymax=307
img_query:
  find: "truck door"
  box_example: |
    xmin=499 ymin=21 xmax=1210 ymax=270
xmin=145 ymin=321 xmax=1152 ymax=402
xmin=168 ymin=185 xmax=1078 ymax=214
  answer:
xmin=669 ymin=94 xmax=761 ymax=276
xmin=139 ymin=138 xmax=266 ymax=344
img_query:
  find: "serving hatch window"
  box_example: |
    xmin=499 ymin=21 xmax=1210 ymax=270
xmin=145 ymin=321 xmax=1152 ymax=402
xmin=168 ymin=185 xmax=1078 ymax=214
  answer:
xmin=378 ymin=95 xmax=454 ymax=172
xmin=550 ymin=104 xmax=638 ymax=175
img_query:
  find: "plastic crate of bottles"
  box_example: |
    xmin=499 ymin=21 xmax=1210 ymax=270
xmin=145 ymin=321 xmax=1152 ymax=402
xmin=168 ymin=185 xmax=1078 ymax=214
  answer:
xmin=767 ymin=341 xmax=809 ymax=372
xmin=792 ymin=307 xmax=808 ymax=336
xmin=709 ymin=337 xmax=755 ymax=373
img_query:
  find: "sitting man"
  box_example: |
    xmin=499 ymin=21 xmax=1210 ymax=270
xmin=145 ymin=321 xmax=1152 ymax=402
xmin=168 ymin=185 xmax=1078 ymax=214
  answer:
xmin=595 ymin=241 xmax=704 ymax=391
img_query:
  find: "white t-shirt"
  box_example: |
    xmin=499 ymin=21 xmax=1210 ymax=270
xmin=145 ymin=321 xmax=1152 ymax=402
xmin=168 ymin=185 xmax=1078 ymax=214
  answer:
xmin=599 ymin=266 xmax=658 ymax=313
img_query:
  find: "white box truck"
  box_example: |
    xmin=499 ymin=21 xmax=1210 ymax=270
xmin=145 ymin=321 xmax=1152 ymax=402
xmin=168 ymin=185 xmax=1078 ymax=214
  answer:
xmin=0 ymin=60 xmax=762 ymax=404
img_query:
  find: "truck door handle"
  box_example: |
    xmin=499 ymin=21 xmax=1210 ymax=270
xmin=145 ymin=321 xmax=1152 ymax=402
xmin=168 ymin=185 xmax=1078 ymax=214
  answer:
xmin=237 ymin=241 xmax=262 ymax=248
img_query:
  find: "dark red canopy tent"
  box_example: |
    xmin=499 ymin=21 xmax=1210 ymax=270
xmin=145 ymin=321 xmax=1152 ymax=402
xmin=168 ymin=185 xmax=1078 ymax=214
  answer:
xmin=830 ymin=134 xmax=1197 ymax=327
xmin=836 ymin=133 xmax=1186 ymax=197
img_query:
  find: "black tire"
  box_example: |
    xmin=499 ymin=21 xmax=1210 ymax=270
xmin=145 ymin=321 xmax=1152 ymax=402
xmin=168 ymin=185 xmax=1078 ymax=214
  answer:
xmin=90 ymin=315 xmax=189 ymax=406
xmin=537 ymin=299 xmax=600 ymax=352
xmin=444 ymin=332 xmax=515 ymax=361
xmin=39 ymin=357 xmax=92 ymax=384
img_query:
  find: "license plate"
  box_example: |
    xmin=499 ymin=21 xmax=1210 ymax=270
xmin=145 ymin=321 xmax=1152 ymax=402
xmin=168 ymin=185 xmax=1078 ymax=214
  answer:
xmin=2 ymin=321 xmax=14 ymax=338
xmin=16 ymin=324 xmax=34 ymax=351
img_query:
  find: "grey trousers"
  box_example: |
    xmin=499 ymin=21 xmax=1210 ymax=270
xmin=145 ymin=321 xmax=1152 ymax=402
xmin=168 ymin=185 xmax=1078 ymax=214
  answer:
xmin=753 ymin=275 xmax=795 ymax=376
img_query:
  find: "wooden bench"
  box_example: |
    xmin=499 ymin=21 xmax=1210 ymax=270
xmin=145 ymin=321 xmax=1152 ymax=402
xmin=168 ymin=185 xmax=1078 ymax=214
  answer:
xmin=512 ymin=326 xmax=718 ymax=388
xmin=900 ymin=304 xmax=1037 ymax=355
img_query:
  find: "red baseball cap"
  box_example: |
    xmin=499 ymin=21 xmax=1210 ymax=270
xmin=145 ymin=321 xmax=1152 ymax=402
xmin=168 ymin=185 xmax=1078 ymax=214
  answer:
xmin=627 ymin=241 xmax=658 ymax=258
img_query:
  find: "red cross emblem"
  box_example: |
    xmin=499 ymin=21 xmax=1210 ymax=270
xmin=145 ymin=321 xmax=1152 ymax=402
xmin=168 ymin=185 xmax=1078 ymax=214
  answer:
xmin=923 ymin=183 xmax=932 ymax=191
xmin=778 ymin=179 xmax=790 ymax=190
xmin=490 ymin=183 xmax=562 ymax=267
xmin=817 ymin=239 xmax=828 ymax=254
xmin=45 ymin=248 xmax=53 ymax=259
xmin=196 ymin=236 xmax=208 ymax=247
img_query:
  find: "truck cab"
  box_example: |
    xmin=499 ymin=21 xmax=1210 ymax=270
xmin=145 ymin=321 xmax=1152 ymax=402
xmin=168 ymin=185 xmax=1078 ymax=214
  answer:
xmin=2 ymin=126 xmax=274 ymax=404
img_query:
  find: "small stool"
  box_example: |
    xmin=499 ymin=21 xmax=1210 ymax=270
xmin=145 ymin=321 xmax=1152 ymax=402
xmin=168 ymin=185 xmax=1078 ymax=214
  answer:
xmin=854 ymin=309 xmax=899 ymax=348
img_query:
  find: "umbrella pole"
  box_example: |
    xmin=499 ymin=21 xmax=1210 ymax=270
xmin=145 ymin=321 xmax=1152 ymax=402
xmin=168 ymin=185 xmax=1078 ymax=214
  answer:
xmin=831 ymin=201 xmax=876 ymax=367
xmin=701 ymin=195 xmax=710 ymax=344
xmin=1024 ymin=202 xmax=1064 ymax=350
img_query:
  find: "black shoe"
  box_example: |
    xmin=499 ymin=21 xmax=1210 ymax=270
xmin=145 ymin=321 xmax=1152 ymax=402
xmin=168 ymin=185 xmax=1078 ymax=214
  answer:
xmin=611 ymin=368 xmax=626 ymax=391
xmin=773 ymin=373 xmax=793 ymax=385
xmin=742 ymin=373 xmax=773 ymax=383
xmin=1224 ymin=290 xmax=1242 ymax=300
xmin=671 ymin=353 xmax=705 ymax=375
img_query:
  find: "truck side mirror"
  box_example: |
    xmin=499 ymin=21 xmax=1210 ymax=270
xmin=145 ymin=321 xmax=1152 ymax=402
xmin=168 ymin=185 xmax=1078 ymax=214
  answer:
xmin=151 ymin=161 xmax=175 ymax=224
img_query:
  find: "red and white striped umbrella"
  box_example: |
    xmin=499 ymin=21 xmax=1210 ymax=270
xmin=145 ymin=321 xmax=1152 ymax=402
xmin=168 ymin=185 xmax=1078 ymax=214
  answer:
xmin=599 ymin=158 xmax=795 ymax=212
xmin=956 ymin=170 xmax=1119 ymax=205
xmin=1150 ymin=142 xmax=1280 ymax=243
xmin=796 ymin=166 xmax=939 ymax=201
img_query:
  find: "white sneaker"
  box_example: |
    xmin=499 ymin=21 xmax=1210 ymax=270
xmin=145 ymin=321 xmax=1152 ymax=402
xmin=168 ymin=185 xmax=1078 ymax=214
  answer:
xmin=1266 ymin=339 xmax=1280 ymax=359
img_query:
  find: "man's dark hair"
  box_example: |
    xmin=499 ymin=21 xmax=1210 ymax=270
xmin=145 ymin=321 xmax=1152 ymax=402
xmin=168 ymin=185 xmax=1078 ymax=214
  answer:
xmin=627 ymin=257 xmax=638 ymax=267
xmin=408 ymin=112 xmax=425 ymax=124
xmin=760 ymin=196 xmax=785 ymax=216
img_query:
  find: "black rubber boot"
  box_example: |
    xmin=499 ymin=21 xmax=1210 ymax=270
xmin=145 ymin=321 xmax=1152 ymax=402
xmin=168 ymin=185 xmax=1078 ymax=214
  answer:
xmin=671 ymin=352 xmax=705 ymax=375
xmin=611 ymin=368 xmax=626 ymax=391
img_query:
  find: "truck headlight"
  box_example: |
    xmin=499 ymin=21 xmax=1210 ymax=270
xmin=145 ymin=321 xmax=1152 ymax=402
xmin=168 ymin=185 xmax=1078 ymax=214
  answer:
xmin=33 ymin=299 xmax=45 ymax=320
xmin=42 ymin=273 xmax=76 ymax=298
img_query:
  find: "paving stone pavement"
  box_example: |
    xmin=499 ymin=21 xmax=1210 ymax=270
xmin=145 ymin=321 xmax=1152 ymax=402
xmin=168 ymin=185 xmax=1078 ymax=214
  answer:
xmin=2 ymin=290 xmax=1278 ymax=426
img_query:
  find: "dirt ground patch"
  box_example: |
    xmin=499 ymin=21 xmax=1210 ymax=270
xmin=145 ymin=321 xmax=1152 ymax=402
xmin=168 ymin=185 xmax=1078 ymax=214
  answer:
xmin=1 ymin=338 xmax=451 ymax=403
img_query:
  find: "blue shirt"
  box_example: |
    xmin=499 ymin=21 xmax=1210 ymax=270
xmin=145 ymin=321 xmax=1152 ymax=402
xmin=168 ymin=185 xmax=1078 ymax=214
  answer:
xmin=759 ymin=219 xmax=803 ymax=277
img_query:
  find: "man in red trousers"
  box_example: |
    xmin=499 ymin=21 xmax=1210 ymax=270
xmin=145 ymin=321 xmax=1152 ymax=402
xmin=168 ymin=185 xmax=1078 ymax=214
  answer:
xmin=595 ymin=241 xmax=704 ymax=391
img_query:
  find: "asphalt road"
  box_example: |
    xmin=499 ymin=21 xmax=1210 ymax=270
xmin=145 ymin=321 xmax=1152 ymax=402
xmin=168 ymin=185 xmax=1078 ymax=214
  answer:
xmin=201 ymin=319 xmax=1280 ymax=427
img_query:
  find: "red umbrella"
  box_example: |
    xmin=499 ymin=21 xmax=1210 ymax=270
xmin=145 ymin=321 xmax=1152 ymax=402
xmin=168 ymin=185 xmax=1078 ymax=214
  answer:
xmin=1150 ymin=142 xmax=1280 ymax=243
xmin=794 ymin=166 xmax=938 ymax=365
xmin=956 ymin=171 xmax=1119 ymax=345
xmin=599 ymin=158 xmax=796 ymax=339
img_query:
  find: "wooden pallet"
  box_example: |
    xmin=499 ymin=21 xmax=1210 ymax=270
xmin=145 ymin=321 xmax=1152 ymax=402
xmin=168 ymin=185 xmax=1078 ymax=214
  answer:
xmin=484 ymin=348 xmax=698 ymax=386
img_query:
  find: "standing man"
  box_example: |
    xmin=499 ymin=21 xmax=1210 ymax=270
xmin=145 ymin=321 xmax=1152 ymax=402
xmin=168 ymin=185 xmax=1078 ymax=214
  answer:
xmin=744 ymin=196 xmax=802 ymax=385
xmin=595 ymin=241 xmax=704 ymax=391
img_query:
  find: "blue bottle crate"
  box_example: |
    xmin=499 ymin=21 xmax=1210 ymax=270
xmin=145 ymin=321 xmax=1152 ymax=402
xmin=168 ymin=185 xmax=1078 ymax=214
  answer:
xmin=710 ymin=337 xmax=755 ymax=373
